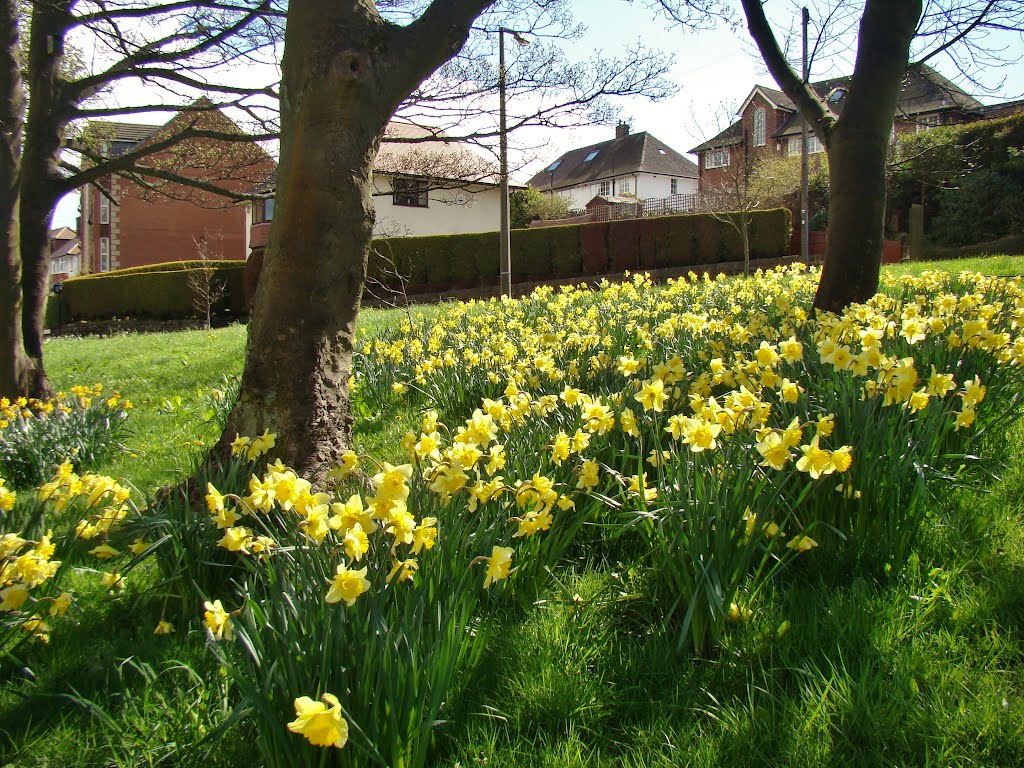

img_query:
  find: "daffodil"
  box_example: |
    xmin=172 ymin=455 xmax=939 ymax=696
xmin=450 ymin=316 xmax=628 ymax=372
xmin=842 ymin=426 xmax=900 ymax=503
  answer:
xmin=287 ymin=693 xmax=349 ymax=749
xmin=483 ymin=546 xmax=514 ymax=588
xmin=325 ymin=563 xmax=370 ymax=607
xmin=203 ymin=599 xmax=233 ymax=641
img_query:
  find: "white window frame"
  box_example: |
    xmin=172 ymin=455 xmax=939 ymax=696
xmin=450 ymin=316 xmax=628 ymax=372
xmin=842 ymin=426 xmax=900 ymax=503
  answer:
xmin=99 ymin=237 xmax=110 ymax=272
xmin=916 ymin=114 xmax=942 ymax=133
xmin=619 ymin=178 xmax=631 ymax=194
xmin=753 ymin=107 xmax=766 ymax=147
xmin=670 ymin=178 xmax=678 ymax=195
xmin=788 ymin=135 xmax=823 ymax=156
xmin=705 ymin=148 xmax=730 ymax=169
xmin=99 ymin=193 xmax=109 ymax=224
xmin=598 ymin=180 xmax=611 ymax=196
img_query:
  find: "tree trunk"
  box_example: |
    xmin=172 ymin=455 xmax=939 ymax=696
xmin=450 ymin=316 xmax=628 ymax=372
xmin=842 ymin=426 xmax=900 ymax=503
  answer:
xmin=812 ymin=0 xmax=922 ymax=311
xmin=0 ymin=0 xmax=36 ymax=397
xmin=16 ymin=0 xmax=72 ymax=397
xmin=221 ymin=0 xmax=490 ymax=480
xmin=220 ymin=4 xmax=394 ymax=477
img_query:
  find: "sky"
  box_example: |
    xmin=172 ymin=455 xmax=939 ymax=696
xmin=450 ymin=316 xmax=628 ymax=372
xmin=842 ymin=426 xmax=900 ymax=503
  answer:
xmin=51 ymin=0 xmax=1024 ymax=228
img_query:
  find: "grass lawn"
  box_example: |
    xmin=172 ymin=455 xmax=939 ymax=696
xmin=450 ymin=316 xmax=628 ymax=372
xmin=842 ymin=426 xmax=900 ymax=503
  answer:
xmin=3 ymin=254 xmax=1024 ymax=767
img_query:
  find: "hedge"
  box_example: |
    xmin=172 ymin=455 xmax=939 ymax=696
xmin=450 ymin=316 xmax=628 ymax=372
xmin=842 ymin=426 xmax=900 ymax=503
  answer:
xmin=52 ymin=261 xmax=245 ymax=324
xmin=48 ymin=208 xmax=791 ymax=325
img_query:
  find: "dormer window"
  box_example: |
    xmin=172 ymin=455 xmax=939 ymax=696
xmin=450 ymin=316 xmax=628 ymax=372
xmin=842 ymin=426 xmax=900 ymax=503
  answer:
xmin=827 ymin=88 xmax=847 ymax=105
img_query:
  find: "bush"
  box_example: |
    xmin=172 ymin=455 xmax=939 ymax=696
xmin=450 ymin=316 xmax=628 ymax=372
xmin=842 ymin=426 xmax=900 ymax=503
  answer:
xmin=60 ymin=262 xmax=245 ymax=322
xmin=0 ymin=386 xmax=131 ymax=489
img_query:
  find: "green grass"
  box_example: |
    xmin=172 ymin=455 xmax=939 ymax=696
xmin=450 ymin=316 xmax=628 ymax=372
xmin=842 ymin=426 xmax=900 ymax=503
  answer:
xmin=5 ymin=255 xmax=1024 ymax=766
xmin=884 ymin=253 xmax=1024 ymax=278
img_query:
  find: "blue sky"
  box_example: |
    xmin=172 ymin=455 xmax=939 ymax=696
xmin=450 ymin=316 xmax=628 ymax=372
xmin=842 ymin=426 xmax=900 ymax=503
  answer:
xmin=51 ymin=1 xmax=1024 ymax=228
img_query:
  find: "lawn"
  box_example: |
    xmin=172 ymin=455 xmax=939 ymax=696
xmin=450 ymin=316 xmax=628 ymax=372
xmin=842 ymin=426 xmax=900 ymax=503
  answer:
xmin=2 ymin=254 xmax=1024 ymax=767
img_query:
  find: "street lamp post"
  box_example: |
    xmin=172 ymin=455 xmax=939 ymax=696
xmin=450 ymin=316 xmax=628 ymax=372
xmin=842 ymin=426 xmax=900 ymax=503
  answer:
xmin=499 ymin=27 xmax=528 ymax=298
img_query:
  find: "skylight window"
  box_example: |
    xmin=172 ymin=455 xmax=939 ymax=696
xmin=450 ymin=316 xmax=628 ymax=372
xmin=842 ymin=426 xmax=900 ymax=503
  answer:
xmin=584 ymin=149 xmax=600 ymax=162
xmin=547 ymin=159 xmax=562 ymax=171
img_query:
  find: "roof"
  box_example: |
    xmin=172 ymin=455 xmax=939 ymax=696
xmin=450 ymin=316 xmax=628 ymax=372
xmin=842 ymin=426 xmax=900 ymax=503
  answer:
xmin=49 ymin=236 xmax=80 ymax=261
xmin=694 ymin=64 xmax=989 ymax=149
xmin=527 ymin=131 xmax=698 ymax=192
xmin=80 ymin=121 xmax=162 ymax=155
xmin=690 ymin=120 xmax=745 ymax=154
xmin=48 ymin=226 xmax=76 ymax=241
xmin=374 ymin=120 xmax=500 ymax=185
xmin=979 ymin=99 xmax=1024 ymax=120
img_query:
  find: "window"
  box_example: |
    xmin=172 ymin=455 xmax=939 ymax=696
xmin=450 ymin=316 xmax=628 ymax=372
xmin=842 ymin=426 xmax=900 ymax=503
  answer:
xmin=705 ymin=148 xmax=730 ymax=169
xmin=916 ymin=114 xmax=942 ymax=132
xmin=99 ymin=193 xmax=109 ymax=224
xmin=392 ymin=178 xmax=429 ymax=208
xmin=598 ymin=180 xmax=611 ymax=196
xmin=546 ymin=159 xmax=562 ymax=171
xmin=753 ymin=107 xmax=766 ymax=147
xmin=99 ymin=237 xmax=110 ymax=272
xmin=670 ymin=178 xmax=678 ymax=195
xmin=584 ymin=149 xmax=600 ymax=162
xmin=51 ymin=259 xmax=58 ymax=275
xmin=788 ymin=135 xmax=823 ymax=156
xmin=253 ymin=198 xmax=274 ymax=223
xmin=619 ymin=178 xmax=631 ymax=194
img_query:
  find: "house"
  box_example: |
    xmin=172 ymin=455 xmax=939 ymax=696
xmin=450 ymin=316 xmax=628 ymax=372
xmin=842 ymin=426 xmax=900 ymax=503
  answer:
xmin=526 ymin=124 xmax=699 ymax=211
xmin=78 ymin=104 xmax=278 ymax=274
xmin=246 ymin=120 xmax=514 ymax=262
xmin=689 ymin=63 xmax=1024 ymax=192
xmin=47 ymin=227 xmax=81 ymax=283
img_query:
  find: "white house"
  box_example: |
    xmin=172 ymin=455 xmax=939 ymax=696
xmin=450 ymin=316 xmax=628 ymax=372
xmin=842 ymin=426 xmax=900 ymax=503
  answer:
xmin=245 ymin=120 xmax=513 ymax=250
xmin=526 ymin=124 xmax=699 ymax=211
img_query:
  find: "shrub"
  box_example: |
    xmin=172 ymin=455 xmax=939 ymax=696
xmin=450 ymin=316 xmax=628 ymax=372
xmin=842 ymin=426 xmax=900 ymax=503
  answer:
xmin=61 ymin=262 xmax=245 ymax=322
xmin=0 ymin=386 xmax=131 ymax=489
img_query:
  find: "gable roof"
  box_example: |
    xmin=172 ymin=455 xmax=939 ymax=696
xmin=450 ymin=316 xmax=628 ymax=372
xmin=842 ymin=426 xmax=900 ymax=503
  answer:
xmin=374 ymin=120 xmax=500 ymax=185
xmin=697 ymin=64 xmax=989 ymax=150
xmin=690 ymin=120 xmax=745 ymax=154
xmin=49 ymin=226 xmax=76 ymax=241
xmin=527 ymin=131 xmax=698 ymax=192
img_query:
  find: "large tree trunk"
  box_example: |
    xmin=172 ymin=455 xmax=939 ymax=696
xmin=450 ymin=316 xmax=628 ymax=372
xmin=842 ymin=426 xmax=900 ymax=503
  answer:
xmin=16 ymin=0 xmax=72 ymax=397
xmin=812 ymin=0 xmax=922 ymax=311
xmin=221 ymin=0 xmax=490 ymax=479
xmin=0 ymin=0 xmax=36 ymax=396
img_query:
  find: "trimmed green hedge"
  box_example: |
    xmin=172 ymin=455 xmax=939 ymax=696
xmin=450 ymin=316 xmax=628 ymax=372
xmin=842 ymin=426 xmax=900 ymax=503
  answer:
xmin=54 ymin=261 xmax=245 ymax=324
xmin=368 ymin=208 xmax=791 ymax=294
xmin=48 ymin=209 xmax=791 ymax=325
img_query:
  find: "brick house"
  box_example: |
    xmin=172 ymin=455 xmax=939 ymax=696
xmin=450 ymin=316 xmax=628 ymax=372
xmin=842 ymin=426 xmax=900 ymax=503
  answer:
xmin=78 ymin=105 xmax=277 ymax=274
xmin=47 ymin=226 xmax=80 ymax=284
xmin=690 ymin=64 xmax=1000 ymax=191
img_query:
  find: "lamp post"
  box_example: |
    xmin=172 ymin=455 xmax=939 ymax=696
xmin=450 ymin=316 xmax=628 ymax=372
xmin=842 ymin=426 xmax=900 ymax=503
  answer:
xmin=499 ymin=27 xmax=528 ymax=298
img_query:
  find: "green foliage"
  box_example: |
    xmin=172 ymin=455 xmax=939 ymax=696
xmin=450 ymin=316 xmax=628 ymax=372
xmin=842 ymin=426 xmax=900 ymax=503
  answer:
xmin=369 ymin=210 xmax=791 ymax=294
xmin=58 ymin=262 xmax=245 ymax=324
xmin=510 ymin=187 xmax=573 ymax=229
xmin=0 ymin=389 xmax=130 ymax=489
xmin=889 ymin=113 xmax=1024 ymax=246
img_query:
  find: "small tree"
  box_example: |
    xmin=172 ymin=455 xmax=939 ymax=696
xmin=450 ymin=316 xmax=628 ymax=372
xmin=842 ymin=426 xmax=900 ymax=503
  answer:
xmin=510 ymin=186 xmax=572 ymax=228
xmin=188 ymin=231 xmax=227 ymax=331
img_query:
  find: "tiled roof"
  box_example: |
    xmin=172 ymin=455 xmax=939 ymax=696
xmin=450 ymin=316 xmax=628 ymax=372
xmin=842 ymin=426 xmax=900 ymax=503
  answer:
xmin=527 ymin=131 xmax=697 ymax=191
xmin=690 ymin=120 xmax=744 ymax=154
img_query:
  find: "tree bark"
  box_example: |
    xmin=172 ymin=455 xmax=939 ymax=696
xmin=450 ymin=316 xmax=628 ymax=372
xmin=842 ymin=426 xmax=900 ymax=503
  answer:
xmin=813 ymin=0 xmax=922 ymax=311
xmin=740 ymin=0 xmax=923 ymax=311
xmin=17 ymin=0 xmax=73 ymax=397
xmin=222 ymin=0 xmax=492 ymax=479
xmin=0 ymin=0 xmax=36 ymax=396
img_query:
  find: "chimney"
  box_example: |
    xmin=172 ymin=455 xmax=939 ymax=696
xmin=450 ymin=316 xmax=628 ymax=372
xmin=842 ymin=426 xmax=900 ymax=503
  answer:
xmin=615 ymin=122 xmax=630 ymax=139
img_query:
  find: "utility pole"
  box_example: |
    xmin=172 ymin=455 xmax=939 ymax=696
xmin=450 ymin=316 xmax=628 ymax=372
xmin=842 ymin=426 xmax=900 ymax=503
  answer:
xmin=498 ymin=29 xmax=528 ymax=297
xmin=800 ymin=6 xmax=810 ymax=264
xmin=499 ymin=28 xmax=511 ymax=297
